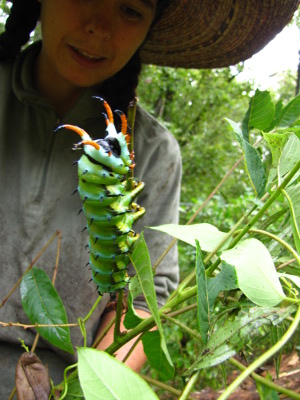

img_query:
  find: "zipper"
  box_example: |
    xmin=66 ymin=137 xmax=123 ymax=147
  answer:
xmin=34 ymin=118 xmax=61 ymax=204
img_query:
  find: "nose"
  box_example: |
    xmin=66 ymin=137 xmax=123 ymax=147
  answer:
xmin=85 ymin=5 xmax=114 ymax=39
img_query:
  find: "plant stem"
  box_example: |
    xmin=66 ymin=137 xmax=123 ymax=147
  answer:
xmin=248 ymin=228 xmax=300 ymax=265
xmin=228 ymin=159 xmax=300 ymax=252
xmin=82 ymin=294 xmax=103 ymax=323
xmin=218 ymin=303 xmax=300 ymax=400
xmin=229 ymin=357 xmax=300 ymax=400
xmin=126 ymin=97 xmax=138 ymax=190
xmin=1 ymin=231 xmax=60 ymax=309
xmin=153 ymin=155 xmax=245 ymax=273
xmin=179 ymin=371 xmax=200 ymax=400
xmin=92 ymin=315 xmax=116 ymax=348
xmin=114 ymin=290 xmax=124 ymax=341
xmin=162 ymin=313 xmax=202 ymax=341
xmin=105 ymin=286 xmax=198 ymax=354
xmin=139 ymin=373 xmax=190 ymax=398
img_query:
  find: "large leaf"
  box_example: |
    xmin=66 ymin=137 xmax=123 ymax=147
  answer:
xmin=130 ymin=234 xmax=174 ymax=380
xmin=242 ymin=90 xmax=275 ymax=138
xmin=220 ymin=239 xmax=286 ymax=306
xmin=279 ymin=133 xmax=300 ymax=179
xmin=20 ymin=267 xmax=73 ymax=354
xmin=185 ymin=306 xmax=294 ymax=375
xmin=283 ymin=183 xmax=300 ymax=254
xmin=195 ymin=241 xmax=209 ymax=344
xmin=77 ymin=348 xmax=158 ymax=400
xmin=149 ymin=223 xmax=229 ymax=251
xmin=142 ymin=330 xmax=174 ymax=377
xmin=262 ymin=131 xmax=290 ymax=168
xmin=278 ymin=93 xmax=300 ymax=127
xmin=207 ymin=262 xmax=238 ymax=309
xmin=226 ymin=118 xmax=266 ymax=197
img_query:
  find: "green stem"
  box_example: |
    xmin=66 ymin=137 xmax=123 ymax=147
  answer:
xmin=92 ymin=314 xmax=116 ymax=348
xmin=207 ymin=159 xmax=300 ymax=277
xmin=57 ymin=363 xmax=78 ymax=400
xmin=248 ymin=228 xmax=300 ymax=266
xmin=229 ymin=358 xmax=300 ymax=400
xmin=179 ymin=371 xmax=200 ymax=400
xmin=219 ymin=303 xmax=300 ymax=400
xmin=105 ymin=286 xmax=198 ymax=355
xmin=82 ymin=294 xmax=103 ymax=323
xmin=114 ymin=290 xmax=124 ymax=341
xmin=205 ymin=203 xmax=258 ymax=276
xmin=126 ymin=97 xmax=138 ymax=190
xmin=153 ymin=154 xmax=245 ymax=276
xmin=162 ymin=313 xmax=202 ymax=341
xmin=79 ymin=295 xmax=103 ymax=347
xmin=139 ymin=373 xmax=191 ymax=399
xmin=228 ymin=159 xmax=300 ymax=252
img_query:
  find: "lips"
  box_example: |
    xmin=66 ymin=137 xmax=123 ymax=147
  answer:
xmin=68 ymin=44 xmax=110 ymax=69
xmin=71 ymin=45 xmax=104 ymax=61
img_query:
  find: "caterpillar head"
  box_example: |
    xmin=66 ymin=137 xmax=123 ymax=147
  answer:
xmin=57 ymin=97 xmax=133 ymax=175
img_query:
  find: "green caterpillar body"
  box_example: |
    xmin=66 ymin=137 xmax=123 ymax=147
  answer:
xmin=61 ymin=98 xmax=145 ymax=293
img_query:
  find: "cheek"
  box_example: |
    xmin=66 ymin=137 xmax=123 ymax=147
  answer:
xmin=116 ymin=34 xmax=145 ymax=62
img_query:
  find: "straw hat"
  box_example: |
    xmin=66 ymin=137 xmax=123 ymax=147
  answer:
xmin=140 ymin=0 xmax=299 ymax=68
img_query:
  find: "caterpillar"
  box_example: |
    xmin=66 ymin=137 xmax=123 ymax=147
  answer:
xmin=59 ymin=97 xmax=145 ymax=293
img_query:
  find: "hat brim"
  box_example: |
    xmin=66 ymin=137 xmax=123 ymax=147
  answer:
xmin=140 ymin=0 xmax=299 ymax=69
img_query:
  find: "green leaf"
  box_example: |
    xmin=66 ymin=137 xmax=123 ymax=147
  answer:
xmin=141 ymin=331 xmax=174 ymax=380
xmin=278 ymin=93 xmax=300 ymax=127
xmin=283 ymin=183 xmax=300 ymax=253
xmin=220 ymin=239 xmax=286 ymax=306
xmin=226 ymin=118 xmax=266 ymax=197
xmin=195 ymin=241 xmax=209 ymax=344
xmin=278 ymin=273 xmax=300 ymax=289
xmin=256 ymin=381 xmax=280 ymax=400
xmin=262 ymin=131 xmax=289 ymax=167
xmin=77 ymin=348 xmax=159 ymax=400
xmin=20 ymin=267 xmax=74 ymax=354
xmin=149 ymin=223 xmax=229 ymax=251
xmin=272 ymin=133 xmax=300 ymax=185
xmin=185 ymin=306 xmax=294 ymax=375
xmin=207 ymin=262 xmax=238 ymax=309
xmin=242 ymin=90 xmax=275 ymax=137
xmin=64 ymin=375 xmax=84 ymax=399
xmin=124 ymin=277 xmax=144 ymax=329
xmin=130 ymin=234 xmax=174 ymax=380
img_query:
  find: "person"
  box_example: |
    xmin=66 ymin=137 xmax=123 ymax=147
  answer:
xmin=0 ymin=0 xmax=298 ymax=397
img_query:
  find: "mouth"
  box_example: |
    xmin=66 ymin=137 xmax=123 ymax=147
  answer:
xmin=70 ymin=45 xmax=106 ymax=61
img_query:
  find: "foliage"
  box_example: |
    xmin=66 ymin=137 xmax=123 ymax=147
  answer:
xmin=2 ymin=89 xmax=300 ymax=400
xmin=1 ymin=3 xmax=300 ymax=398
xmin=138 ymin=65 xmax=253 ymax=203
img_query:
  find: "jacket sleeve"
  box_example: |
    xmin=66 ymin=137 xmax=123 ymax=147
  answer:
xmin=130 ymin=107 xmax=182 ymax=309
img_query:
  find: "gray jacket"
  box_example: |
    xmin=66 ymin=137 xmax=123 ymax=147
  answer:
xmin=0 ymin=43 xmax=181 ymax=361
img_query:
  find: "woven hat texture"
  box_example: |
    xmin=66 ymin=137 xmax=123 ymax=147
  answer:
xmin=140 ymin=0 xmax=299 ymax=68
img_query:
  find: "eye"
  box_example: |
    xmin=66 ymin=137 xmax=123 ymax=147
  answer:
xmin=121 ymin=5 xmax=143 ymax=21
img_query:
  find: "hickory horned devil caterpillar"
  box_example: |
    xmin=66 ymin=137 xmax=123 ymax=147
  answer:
xmin=59 ymin=97 xmax=145 ymax=294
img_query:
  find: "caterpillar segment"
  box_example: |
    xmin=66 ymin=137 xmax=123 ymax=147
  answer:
xmin=60 ymin=98 xmax=145 ymax=293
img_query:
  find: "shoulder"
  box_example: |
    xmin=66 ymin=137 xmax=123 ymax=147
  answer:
xmin=134 ymin=106 xmax=181 ymax=179
xmin=135 ymin=106 xmax=180 ymax=155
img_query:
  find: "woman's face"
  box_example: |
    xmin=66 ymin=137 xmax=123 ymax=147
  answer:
xmin=38 ymin=0 xmax=157 ymax=90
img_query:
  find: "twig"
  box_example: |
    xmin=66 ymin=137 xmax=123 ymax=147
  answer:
xmin=114 ymin=290 xmax=124 ymax=341
xmin=1 ymin=231 xmax=60 ymax=308
xmin=179 ymin=371 xmax=200 ymax=400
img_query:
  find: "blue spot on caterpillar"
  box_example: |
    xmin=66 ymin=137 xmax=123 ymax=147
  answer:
xmin=58 ymin=97 xmax=145 ymax=293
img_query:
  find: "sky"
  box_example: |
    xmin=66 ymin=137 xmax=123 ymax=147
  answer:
xmin=235 ymin=22 xmax=299 ymax=90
